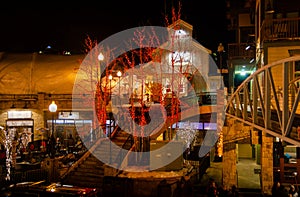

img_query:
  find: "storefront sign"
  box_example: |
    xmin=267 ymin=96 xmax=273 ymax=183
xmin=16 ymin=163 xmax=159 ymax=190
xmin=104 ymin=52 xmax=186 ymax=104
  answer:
xmin=6 ymin=120 xmax=34 ymax=127
xmin=8 ymin=111 xmax=32 ymax=119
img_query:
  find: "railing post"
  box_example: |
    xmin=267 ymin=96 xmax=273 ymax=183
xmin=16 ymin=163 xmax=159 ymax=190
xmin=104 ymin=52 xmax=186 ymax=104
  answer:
xmin=282 ymin=62 xmax=289 ymax=135
xmin=41 ymin=157 xmax=59 ymax=182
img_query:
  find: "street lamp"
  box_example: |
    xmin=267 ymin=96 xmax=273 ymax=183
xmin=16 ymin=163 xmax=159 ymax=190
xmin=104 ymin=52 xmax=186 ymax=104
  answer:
xmin=95 ymin=52 xmax=104 ymax=139
xmin=108 ymin=74 xmax=113 ymax=164
xmin=98 ymin=52 xmax=104 ymax=61
xmin=217 ymin=43 xmax=225 ymax=89
xmin=117 ymin=70 xmax=122 ymax=102
xmin=116 ymin=71 xmax=122 ymax=132
xmin=98 ymin=52 xmax=104 ymax=84
xmin=294 ymin=171 xmax=298 ymax=191
xmin=48 ymin=101 xmax=57 ymax=158
xmin=108 ymin=74 xmax=113 ymax=137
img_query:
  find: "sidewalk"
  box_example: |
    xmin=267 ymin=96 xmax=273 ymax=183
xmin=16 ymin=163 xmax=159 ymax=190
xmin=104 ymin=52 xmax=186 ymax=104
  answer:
xmin=192 ymin=161 xmax=223 ymax=196
xmin=193 ymin=159 xmax=263 ymax=197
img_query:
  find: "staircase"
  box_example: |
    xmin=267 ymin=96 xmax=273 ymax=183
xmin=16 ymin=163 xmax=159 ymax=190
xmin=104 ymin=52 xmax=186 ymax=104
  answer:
xmin=111 ymin=129 xmax=132 ymax=148
xmin=61 ymin=153 xmax=105 ymax=190
xmin=60 ymin=129 xmax=134 ymax=193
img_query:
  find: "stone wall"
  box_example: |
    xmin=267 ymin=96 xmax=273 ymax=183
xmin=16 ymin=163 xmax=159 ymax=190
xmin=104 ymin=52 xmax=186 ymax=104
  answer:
xmin=222 ymin=117 xmax=253 ymax=189
xmin=261 ymin=132 xmax=273 ymax=195
xmin=222 ymin=142 xmax=237 ymax=188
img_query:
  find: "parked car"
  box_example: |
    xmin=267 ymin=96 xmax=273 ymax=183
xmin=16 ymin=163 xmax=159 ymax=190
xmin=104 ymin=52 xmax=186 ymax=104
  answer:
xmin=6 ymin=181 xmax=98 ymax=197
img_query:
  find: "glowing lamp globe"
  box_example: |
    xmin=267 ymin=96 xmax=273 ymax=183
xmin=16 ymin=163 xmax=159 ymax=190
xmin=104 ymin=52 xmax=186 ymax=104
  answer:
xmin=117 ymin=71 xmax=122 ymax=77
xmin=98 ymin=53 xmax=104 ymax=61
xmin=49 ymin=101 xmax=57 ymax=112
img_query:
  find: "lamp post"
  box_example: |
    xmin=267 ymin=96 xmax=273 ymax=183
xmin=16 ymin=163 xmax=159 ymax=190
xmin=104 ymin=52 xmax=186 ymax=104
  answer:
xmin=108 ymin=74 xmax=113 ymax=164
xmin=215 ymin=43 xmax=225 ymax=162
xmin=217 ymin=43 xmax=225 ymax=89
xmin=117 ymin=70 xmax=122 ymax=93
xmin=98 ymin=53 xmax=104 ymax=86
xmin=97 ymin=52 xmax=104 ymax=138
xmin=108 ymin=74 xmax=113 ymax=136
xmin=117 ymin=71 xmax=122 ymax=129
xmin=117 ymin=70 xmax=122 ymax=103
xmin=48 ymin=101 xmax=57 ymax=158
xmin=294 ymin=171 xmax=298 ymax=191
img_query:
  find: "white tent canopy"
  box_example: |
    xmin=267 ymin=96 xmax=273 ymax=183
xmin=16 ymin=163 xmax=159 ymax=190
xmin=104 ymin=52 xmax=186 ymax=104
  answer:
xmin=0 ymin=52 xmax=85 ymax=94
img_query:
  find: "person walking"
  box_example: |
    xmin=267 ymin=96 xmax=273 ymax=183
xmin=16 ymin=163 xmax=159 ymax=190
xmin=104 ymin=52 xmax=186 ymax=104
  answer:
xmin=206 ymin=179 xmax=219 ymax=197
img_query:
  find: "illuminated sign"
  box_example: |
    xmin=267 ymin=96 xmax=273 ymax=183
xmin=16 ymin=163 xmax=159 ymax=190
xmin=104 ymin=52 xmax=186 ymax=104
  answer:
xmin=8 ymin=111 xmax=32 ymax=119
xmin=6 ymin=120 xmax=34 ymax=127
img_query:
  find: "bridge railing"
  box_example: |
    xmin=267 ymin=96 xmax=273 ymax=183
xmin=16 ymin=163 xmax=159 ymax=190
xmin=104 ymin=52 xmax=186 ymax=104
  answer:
xmin=225 ymin=55 xmax=300 ymax=146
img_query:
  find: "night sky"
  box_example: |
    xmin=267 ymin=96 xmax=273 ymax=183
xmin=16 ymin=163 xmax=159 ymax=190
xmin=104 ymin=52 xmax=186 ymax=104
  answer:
xmin=0 ymin=0 xmax=228 ymax=54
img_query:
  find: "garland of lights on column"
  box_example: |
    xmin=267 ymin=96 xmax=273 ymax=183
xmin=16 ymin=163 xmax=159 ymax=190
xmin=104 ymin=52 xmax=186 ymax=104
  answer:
xmin=176 ymin=121 xmax=196 ymax=155
xmin=4 ymin=128 xmax=15 ymax=181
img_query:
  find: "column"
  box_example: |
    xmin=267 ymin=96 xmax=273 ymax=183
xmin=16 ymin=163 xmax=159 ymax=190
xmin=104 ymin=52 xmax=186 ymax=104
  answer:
xmin=215 ymin=89 xmax=224 ymax=161
xmin=222 ymin=142 xmax=237 ymax=189
xmin=261 ymin=132 xmax=273 ymax=195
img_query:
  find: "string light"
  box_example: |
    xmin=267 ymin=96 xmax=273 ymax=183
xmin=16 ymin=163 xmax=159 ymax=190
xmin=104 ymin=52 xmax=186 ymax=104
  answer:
xmin=176 ymin=121 xmax=196 ymax=155
xmin=3 ymin=127 xmax=16 ymax=181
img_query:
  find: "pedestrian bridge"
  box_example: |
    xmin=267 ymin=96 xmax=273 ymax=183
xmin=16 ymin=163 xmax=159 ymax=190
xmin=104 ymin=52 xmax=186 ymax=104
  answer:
xmin=225 ymin=55 xmax=300 ymax=146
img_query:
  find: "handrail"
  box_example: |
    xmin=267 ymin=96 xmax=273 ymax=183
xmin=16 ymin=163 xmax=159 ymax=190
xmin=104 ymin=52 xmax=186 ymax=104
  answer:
xmin=57 ymin=141 xmax=87 ymax=163
xmin=228 ymin=17 xmax=300 ymax=60
xmin=225 ymin=55 xmax=300 ymax=146
xmin=149 ymin=105 xmax=216 ymax=140
xmin=261 ymin=17 xmax=300 ymax=42
xmin=59 ymin=137 xmax=105 ymax=180
xmin=114 ymin=134 xmax=134 ymax=169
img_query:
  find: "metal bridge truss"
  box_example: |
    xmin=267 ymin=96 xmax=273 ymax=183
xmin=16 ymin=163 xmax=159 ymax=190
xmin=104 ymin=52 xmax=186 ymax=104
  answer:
xmin=225 ymin=55 xmax=300 ymax=146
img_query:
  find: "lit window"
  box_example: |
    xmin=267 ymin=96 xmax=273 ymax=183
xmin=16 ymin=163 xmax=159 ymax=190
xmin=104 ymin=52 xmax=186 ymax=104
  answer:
xmin=169 ymin=51 xmax=191 ymax=65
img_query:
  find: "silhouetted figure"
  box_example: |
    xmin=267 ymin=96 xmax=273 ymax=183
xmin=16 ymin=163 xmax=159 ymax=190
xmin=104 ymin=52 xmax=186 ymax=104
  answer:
xmin=228 ymin=185 xmax=239 ymax=197
xmin=163 ymin=91 xmax=181 ymax=117
xmin=206 ymin=179 xmax=218 ymax=197
xmin=289 ymin=184 xmax=298 ymax=197
xmin=272 ymin=181 xmax=289 ymax=197
xmin=48 ymin=134 xmax=56 ymax=158
xmin=66 ymin=134 xmax=75 ymax=153
xmin=218 ymin=184 xmax=229 ymax=197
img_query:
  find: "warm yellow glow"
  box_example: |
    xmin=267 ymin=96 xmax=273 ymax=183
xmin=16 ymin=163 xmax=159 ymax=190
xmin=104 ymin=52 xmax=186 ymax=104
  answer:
xmin=98 ymin=52 xmax=104 ymax=61
xmin=48 ymin=101 xmax=57 ymax=112
xmin=117 ymin=70 xmax=122 ymax=77
xmin=108 ymin=74 xmax=113 ymax=80
xmin=217 ymin=131 xmax=223 ymax=157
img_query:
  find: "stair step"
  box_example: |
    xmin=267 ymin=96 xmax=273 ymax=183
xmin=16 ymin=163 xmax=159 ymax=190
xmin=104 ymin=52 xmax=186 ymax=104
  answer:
xmin=76 ymin=167 xmax=104 ymax=173
xmin=63 ymin=132 xmax=134 ymax=192
xmin=86 ymin=155 xmax=100 ymax=161
xmin=81 ymin=160 xmax=102 ymax=166
xmin=64 ymin=177 xmax=103 ymax=188
xmin=71 ymin=170 xmax=104 ymax=178
xmin=78 ymin=162 xmax=103 ymax=168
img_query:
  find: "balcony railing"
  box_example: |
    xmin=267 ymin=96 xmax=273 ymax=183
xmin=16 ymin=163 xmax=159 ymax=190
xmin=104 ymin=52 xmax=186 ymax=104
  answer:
xmin=227 ymin=43 xmax=255 ymax=60
xmin=261 ymin=17 xmax=300 ymax=42
xmin=228 ymin=18 xmax=300 ymax=60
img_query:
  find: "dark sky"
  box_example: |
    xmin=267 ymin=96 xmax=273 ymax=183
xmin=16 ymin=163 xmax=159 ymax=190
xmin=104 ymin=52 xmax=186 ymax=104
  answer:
xmin=0 ymin=0 xmax=227 ymax=54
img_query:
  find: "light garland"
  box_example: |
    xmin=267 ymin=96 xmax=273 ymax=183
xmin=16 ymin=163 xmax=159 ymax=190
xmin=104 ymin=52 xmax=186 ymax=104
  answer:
xmin=3 ymin=127 xmax=16 ymax=181
xmin=19 ymin=128 xmax=32 ymax=152
xmin=176 ymin=122 xmax=196 ymax=155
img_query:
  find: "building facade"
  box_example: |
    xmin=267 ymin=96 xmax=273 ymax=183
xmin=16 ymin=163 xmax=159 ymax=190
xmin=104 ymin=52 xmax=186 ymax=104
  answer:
xmin=0 ymin=20 xmax=220 ymax=173
xmin=225 ymin=0 xmax=300 ymax=194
